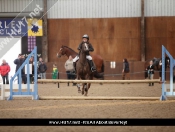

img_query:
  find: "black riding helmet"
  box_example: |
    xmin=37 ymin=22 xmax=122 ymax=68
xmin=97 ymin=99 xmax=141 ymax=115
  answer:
xmin=82 ymin=34 xmax=89 ymax=40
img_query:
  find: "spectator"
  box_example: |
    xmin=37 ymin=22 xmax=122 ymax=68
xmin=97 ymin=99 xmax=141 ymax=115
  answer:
xmin=173 ymin=66 xmax=175 ymax=83
xmin=37 ymin=57 xmax=43 ymax=79
xmin=0 ymin=59 xmax=10 ymax=84
xmin=146 ymin=60 xmax=154 ymax=86
xmin=38 ymin=60 xmax=47 ymax=79
xmin=37 ymin=57 xmax=43 ymax=67
xmin=29 ymin=56 xmax=34 ymax=83
xmin=122 ymin=58 xmax=130 ymax=81
xmin=14 ymin=54 xmax=26 ymax=84
xmin=65 ymin=55 xmax=76 ymax=86
xmin=52 ymin=63 xmax=58 ymax=79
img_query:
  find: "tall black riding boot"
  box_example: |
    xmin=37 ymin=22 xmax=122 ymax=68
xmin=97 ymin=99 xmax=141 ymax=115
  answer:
xmin=73 ymin=62 xmax=76 ymax=73
xmin=89 ymin=60 xmax=96 ymax=72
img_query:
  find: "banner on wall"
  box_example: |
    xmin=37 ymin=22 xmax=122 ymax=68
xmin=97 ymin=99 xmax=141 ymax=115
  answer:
xmin=0 ymin=18 xmax=43 ymax=60
xmin=21 ymin=36 xmax=42 ymax=60
xmin=0 ymin=18 xmax=28 ymax=36
xmin=0 ymin=18 xmax=43 ymax=37
xmin=28 ymin=18 xmax=43 ymax=36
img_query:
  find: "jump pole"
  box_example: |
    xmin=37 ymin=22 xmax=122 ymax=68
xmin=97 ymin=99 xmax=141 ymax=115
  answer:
xmin=39 ymin=96 xmax=159 ymax=100
xmin=38 ymin=79 xmax=160 ymax=84
xmin=37 ymin=79 xmax=161 ymax=100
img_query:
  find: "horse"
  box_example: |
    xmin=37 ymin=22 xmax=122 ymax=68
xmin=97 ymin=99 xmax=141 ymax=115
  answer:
xmin=57 ymin=45 xmax=104 ymax=79
xmin=145 ymin=56 xmax=170 ymax=80
xmin=75 ymin=43 xmax=94 ymax=96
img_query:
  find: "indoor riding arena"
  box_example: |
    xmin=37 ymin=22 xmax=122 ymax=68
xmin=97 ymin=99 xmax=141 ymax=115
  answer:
xmin=0 ymin=0 xmax=175 ymax=132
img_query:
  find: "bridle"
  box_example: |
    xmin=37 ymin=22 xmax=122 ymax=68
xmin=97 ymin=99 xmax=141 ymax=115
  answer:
xmin=59 ymin=47 xmax=66 ymax=56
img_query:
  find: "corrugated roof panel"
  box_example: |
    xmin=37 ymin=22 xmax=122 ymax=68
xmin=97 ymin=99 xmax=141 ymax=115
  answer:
xmin=145 ymin=0 xmax=175 ymax=16
xmin=0 ymin=0 xmax=43 ymax=13
xmin=0 ymin=0 xmax=174 ymax=18
xmin=47 ymin=0 xmax=141 ymax=18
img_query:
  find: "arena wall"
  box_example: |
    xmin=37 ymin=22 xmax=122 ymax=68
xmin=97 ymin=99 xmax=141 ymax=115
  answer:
xmin=46 ymin=16 xmax=174 ymax=80
xmin=48 ymin=17 xmax=175 ymax=63
xmin=48 ymin=17 xmax=141 ymax=62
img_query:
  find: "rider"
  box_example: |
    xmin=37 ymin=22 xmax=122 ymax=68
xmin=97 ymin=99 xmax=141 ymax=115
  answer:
xmin=73 ymin=34 xmax=96 ymax=73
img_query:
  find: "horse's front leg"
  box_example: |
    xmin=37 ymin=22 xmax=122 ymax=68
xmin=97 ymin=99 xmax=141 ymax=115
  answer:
xmin=77 ymin=83 xmax=81 ymax=93
xmin=84 ymin=83 xmax=91 ymax=96
xmin=82 ymin=83 xmax=85 ymax=95
xmin=76 ymin=76 xmax=81 ymax=93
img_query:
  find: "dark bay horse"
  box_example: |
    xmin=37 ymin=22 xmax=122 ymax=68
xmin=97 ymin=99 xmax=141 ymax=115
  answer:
xmin=145 ymin=57 xmax=170 ymax=79
xmin=57 ymin=45 xmax=104 ymax=79
xmin=76 ymin=43 xmax=94 ymax=96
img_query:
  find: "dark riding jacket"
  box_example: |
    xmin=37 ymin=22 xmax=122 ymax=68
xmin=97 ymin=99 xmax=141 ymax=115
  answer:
xmin=147 ymin=65 xmax=154 ymax=74
xmin=123 ymin=62 xmax=130 ymax=73
xmin=77 ymin=42 xmax=94 ymax=55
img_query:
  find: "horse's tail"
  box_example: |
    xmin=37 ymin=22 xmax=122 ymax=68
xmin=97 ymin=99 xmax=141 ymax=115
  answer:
xmin=101 ymin=61 xmax=105 ymax=73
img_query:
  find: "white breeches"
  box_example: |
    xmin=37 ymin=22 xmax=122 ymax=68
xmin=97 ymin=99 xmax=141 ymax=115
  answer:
xmin=86 ymin=55 xmax=92 ymax=60
xmin=73 ymin=55 xmax=92 ymax=62
xmin=73 ymin=56 xmax=79 ymax=62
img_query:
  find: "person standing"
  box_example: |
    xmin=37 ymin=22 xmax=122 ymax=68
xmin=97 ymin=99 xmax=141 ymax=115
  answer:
xmin=65 ymin=55 xmax=76 ymax=86
xmin=14 ymin=54 xmax=26 ymax=84
xmin=52 ymin=63 xmax=58 ymax=79
xmin=147 ymin=60 xmax=154 ymax=86
xmin=37 ymin=57 xmax=43 ymax=79
xmin=159 ymin=56 xmax=169 ymax=81
xmin=29 ymin=56 xmax=34 ymax=83
xmin=38 ymin=60 xmax=47 ymax=79
xmin=122 ymin=58 xmax=130 ymax=81
xmin=173 ymin=65 xmax=175 ymax=83
xmin=37 ymin=57 xmax=43 ymax=67
xmin=0 ymin=59 xmax=10 ymax=84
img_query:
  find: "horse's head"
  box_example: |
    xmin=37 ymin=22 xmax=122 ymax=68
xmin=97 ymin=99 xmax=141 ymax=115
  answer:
xmin=57 ymin=45 xmax=66 ymax=58
xmin=81 ymin=43 xmax=89 ymax=53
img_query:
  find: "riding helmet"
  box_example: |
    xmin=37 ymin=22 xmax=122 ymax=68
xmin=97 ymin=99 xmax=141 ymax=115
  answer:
xmin=82 ymin=34 xmax=89 ymax=40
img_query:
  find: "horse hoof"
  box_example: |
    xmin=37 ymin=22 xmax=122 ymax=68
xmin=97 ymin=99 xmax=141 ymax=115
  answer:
xmin=78 ymin=90 xmax=81 ymax=93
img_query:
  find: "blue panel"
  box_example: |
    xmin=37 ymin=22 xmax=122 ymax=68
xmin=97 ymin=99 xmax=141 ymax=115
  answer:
xmin=12 ymin=92 xmax=34 ymax=95
xmin=0 ymin=18 xmax=28 ymax=36
xmin=165 ymin=92 xmax=175 ymax=96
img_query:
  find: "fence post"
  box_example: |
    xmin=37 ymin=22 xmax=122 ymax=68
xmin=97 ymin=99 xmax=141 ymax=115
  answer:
xmin=160 ymin=45 xmax=166 ymax=101
xmin=160 ymin=45 xmax=175 ymax=101
xmin=7 ymin=46 xmax=38 ymax=100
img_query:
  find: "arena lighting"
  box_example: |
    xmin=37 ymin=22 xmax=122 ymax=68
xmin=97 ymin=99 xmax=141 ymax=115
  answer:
xmin=110 ymin=61 xmax=116 ymax=69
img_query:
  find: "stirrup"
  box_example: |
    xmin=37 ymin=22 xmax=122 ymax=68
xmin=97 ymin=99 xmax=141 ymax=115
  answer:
xmin=91 ymin=67 xmax=96 ymax=72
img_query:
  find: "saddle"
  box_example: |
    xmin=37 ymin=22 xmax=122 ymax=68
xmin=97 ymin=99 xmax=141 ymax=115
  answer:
xmin=74 ymin=59 xmax=96 ymax=72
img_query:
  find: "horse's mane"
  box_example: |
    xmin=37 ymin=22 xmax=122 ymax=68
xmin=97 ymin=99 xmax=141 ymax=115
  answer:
xmin=62 ymin=45 xmax=77 ymax=54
